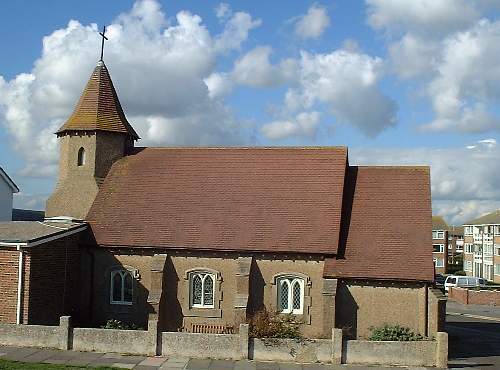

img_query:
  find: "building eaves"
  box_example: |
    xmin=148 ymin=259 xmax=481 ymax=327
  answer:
xmin=0 ymin=167 xmax=19 ymax=193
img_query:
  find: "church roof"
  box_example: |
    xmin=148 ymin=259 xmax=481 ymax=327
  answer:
xmin=87 ymin=147 xmax=433 ymax=282
xmin=56 ymin=62 xmax=139 ymax=139
xmin=323 ymin=166 xmax=434 ymax=282
xmin=87 ymin=147 xmax=348 ymax=255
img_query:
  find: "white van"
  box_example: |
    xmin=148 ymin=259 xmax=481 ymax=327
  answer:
xmin=444 ymin=275 xmax=487 ymax=292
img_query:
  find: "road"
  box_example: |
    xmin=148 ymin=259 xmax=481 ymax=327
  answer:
xmin=446 ymin=301 xmax=500 ymax=369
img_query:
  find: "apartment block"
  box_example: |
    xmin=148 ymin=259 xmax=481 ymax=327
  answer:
xmin=463 ymin=210 xmax=500 ymax=283
xmin=432 ymin=216 xmax=449 ymax=274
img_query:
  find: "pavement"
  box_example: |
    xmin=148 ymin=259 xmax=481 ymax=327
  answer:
xmin=446 ymin=299 xmax=500 ymax=369
xmin=0 ymin=345 xmax=432 ymax=370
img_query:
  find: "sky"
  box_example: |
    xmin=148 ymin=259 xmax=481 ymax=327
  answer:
xmin=1 ymin=0 xmax=500 ymax=225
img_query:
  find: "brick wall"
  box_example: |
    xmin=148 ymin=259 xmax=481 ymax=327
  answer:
xmin=449 ymin=287 xmax=500 ymax=306
xmin=0 ymin=249 xmax=19 ymax=324
xmin=25 ymin=234 xmax=82 ymax=325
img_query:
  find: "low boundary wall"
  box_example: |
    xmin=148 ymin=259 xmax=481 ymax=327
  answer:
xmin=449 ymin=287 xmax=500 ymax=306
xmin=344 ymin=332 xmax=447 ymax=368
xmin=0 ymin=318 xmax=447 ymax=367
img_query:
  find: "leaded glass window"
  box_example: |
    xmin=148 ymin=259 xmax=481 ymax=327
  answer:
xmin=110 ymin=270 xmax=134 ymax=305
xmin=190 ymin=272 xmax=215 ymax=308
xmin=277 ymin=276 xmax=304 ymax=314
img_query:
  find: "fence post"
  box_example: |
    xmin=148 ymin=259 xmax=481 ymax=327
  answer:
xmin=436 ymin=331 xmax=448 ymax=368
xmin=239 ymin=323 xmax=249 ymax=360
xmin=58 ymin=316 xmax=72 ymax=350
xmin=331 ymin=328 xmax=342 ymax=364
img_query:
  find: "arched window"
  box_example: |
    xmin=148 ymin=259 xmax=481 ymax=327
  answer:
xmin=277 ymin=276 xmax=304 ymax=314
xmin=110 ymin=270 xmax=133 ymax=305
xmin=190 ymin=271 xmax=215 ymax=308
xmin=77 ymin=147 xmax=86 ymax=166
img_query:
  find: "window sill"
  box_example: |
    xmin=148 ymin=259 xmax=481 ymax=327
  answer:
xmin=184 ymin=308 xmax=222 ymax=318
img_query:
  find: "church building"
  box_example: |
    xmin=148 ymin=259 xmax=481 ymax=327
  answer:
xmin=0 ymin=59 xmax=444 ymax=340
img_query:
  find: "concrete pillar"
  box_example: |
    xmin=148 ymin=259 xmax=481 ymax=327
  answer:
xmin=147 ymin=254 xmax=168 ymax=321
xmin=239 ymin=323 xmax=249 ymax=360
xmin=234 ymin=257 xmax=252 ymax=325
xmin=322 ymin=278 xmax=338 ymax=338
xmin=148 ymin=317 xmax=160 ymax=356
xmin=427 ymin=288 xmax=447 ymax=337
xmin=436 ymin=331 xmax=448 ymax=368
xmin=58 ymin=316 xmax=72 ymax=350
xmin=331 ymin=328 xmax=342 ymax=364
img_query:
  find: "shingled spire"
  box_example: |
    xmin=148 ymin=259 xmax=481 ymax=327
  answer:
xmin=56 ymin=61 xmax=139 ymax=140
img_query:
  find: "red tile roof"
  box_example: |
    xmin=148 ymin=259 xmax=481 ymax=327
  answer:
xmin=323 ymin=166 xmax=434 ymax=282
xmin=87 ymin=147 xmax=347 ymax=254
xmin=56 ymin=62 xmax=139 ymax=139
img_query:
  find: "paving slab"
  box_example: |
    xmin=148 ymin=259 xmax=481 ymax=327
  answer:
xmin=134 ymin=365 xmax=162 ymax=370
xmin=65 ymin=351 xmax=106 ymax=366
xmin=210 ymin=359 xmax=235 ymax=369
xmin=278 ymin=363 xmax=303 ymax=370
xmin=139 ymin=357 xmax=168 ymax=366
xmin=2 ymin=347 xmax=40 ymax=361
xmin=112 ymin=363 xmax=137 ymax=369
xmin=234 ymin=360 xmax=257 ymax=370
xmin=21 ymin=349 xmax=60 ymax=363
xmin=186 ymin=358 xmax=212 ymax=369
xmin=255 ymin=361 xmax=280 ymax=370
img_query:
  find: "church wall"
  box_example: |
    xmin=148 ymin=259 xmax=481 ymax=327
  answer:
xmin=250 ymin=257 xmax=326 ymax=338
xmin=89 ymin=249 xmax=153 ymax=329
xmin=335 ymin=280 xmax=428 ymax=339
xmin=24 ymin=234 xmax=82 ymax=325
xmin=86 ymin=249 xmax=328 ymax=338
xmin=46 ymin=133 xmax=100 ymax=219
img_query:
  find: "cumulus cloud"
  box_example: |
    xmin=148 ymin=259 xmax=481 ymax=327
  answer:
xmin=294 ymin=4 xmax=330 ymax=39
xmin=261 ymin=111 xmax=320 ymax=140
xmin=232 ymin=46 xmax=297 ymax=88
xmin=368 ymin=0 xmax=500 ymax=133
xmin=214 ymin=11 xmax=261 ymax=53
xmin=366 ymin=0 xmax=480 ymax=37
xmin=284 ymin=50 xmax=397 ymax=137
xmin=351 ymin=139 xmax=500 ymax=224
xmin=0 ymin=0 xmax=261 ymax=177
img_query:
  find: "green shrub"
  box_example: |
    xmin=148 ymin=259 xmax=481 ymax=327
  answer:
xmin=101 ymin=319 xmax=141 ymax=330
xmin=248 ymin=309 xmax=302 ymax=340
xmin=368 ymin=324 xmax=425 ymax=341
xmin=454 ymin=270 xmax=466 ymax=276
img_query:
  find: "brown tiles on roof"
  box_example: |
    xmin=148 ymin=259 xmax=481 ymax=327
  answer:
xmin=324 ymin=166 xmax=434 ymax=282
xmin=56 ymin=62 xmax=139 ymax=139
xmin=87 ymin=147 xmax=347 ymax=254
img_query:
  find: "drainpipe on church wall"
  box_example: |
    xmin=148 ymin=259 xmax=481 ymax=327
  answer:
xmin=16 ymin=244 xmax=24 ymax=325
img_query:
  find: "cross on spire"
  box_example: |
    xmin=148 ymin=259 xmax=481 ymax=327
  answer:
xmin=99 ymin=26 xmax=108 ymax=62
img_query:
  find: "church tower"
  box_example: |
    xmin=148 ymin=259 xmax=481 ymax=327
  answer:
xmin=46 ymin=60 xmax=139 ymax=219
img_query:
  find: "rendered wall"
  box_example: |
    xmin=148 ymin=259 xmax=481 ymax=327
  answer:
xmin=0 ymin=178 xmax=13 ymax=221
xmin=335 ymin=280 xmax=428 ymax=339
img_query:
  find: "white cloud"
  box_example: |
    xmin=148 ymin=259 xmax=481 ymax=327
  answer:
xmin=215 ymin=3 xmax=231 ymax=20
xmin=421 ymin=20 xmax=500 ymax=132
xmin=368 ymin=0 xmax=500 ymax=133
xmin=294 ymin=4 xmax=330 ymax=39
xmin=366 ymin=0 xmax=480 ymax=37
xmin=351 ymin=139 xmax=500 ymax=224
xmin=261 ymin=111 xmax=320 ymax=140
xmin=232 ymin=46 xmax=297 ymax=88
xmin=285 ymin=50 xmax=397 ymax=137
xmin=214 ymin=11 xmax=262 ymax=53
xmin=0 ymin=0 xmax=261 ymax=177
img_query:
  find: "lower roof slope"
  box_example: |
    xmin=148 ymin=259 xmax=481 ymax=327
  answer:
xmin=87 ymin=147 xmax=347 ymax=254
xmin=464 ymin=210 xmax=500 ymax=225
xmin=324 ymin=166 xmax=434 ymax=282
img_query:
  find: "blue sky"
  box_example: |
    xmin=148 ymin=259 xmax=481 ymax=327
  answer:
xmin=1 ymin=0 xmax=500 ymax=224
